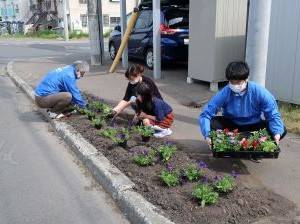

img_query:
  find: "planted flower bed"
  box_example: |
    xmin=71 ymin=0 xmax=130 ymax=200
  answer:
xmin=62 ymin=94 xmax=295 ymax=224
xmin=210 ymin=129 xmax=280 ymax=159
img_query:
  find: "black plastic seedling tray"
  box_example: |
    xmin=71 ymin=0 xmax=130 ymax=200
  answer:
xmin=211 ymin=130 xmax=280 ymax=159
xmin=212 ymin=148 xmax=280 ymax=159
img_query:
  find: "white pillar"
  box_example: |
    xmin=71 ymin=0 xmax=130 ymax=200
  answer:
xmin=120 ymin=0 xmax=128 ymax=69
xmin=63 ymin=0 xmax=69 ymax=41
xmin=153 ymin=0 xmax=161 ymax=79
xmin=246 ymin=0 xmax=272 ymax=87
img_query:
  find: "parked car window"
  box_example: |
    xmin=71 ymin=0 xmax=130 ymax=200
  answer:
xmin=164 ymin=8 xmax=189 ymax=29
xmin=134 ymin=10 xmax=151 ymax=29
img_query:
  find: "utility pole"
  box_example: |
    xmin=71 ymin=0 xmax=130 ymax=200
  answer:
xmin=120 ymin=0 xmax=128 ymax=69
xmin=63 ymin=0 xmax=69 ymax=41
xmin=88 ymin=0 xmax=104 ymax=65
xmin=153 ymin=0 xmax=161 ymax=79
xmin=245 ymin=0 xmax=272 ymax=87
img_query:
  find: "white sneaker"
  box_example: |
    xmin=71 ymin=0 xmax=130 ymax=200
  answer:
xmin=151 ymin=125 xmax=165 ymax=132
xmin=154 ymin=128 xmax=173 ymax=138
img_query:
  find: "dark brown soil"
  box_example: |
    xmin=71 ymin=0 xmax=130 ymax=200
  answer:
xmin=62 ymin=97 xmax=297 ymax=224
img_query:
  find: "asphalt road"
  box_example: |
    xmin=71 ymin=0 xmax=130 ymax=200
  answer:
xmin=0 ymin=41 xmax=129 ymax=223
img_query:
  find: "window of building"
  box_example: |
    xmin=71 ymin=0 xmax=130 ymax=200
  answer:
xmin=80 ymin=14 xmax=87 ymax=27
xmin=103 ymin=14 xmax=109 ymax=27
xmin=110 ymin=17 xmax=120 ymax=26
xmin=79 ymin=0 xmax=87 ymax=4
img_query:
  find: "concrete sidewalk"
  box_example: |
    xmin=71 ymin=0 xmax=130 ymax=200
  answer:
xmin=11 ymin=57 xmax=300 ymax=210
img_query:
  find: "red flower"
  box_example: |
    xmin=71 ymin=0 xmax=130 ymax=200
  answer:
xmin=251 ymin=140 xmax=260 ymax=150
xmin=224 ymin=128 xmax=230 ymax=134
xmin=233 ymin=129 xmax=239 ymax=135
xmin=240 ymin=138 xmax=250 ymax=150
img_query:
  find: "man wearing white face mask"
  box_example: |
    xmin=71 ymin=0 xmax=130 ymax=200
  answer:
xmin=35 ymin=61 xmax=89 ymax=119
xmin=112 ymin=64 xmax=163 ymax=118
xmin=199 ymin=61 xmax=286 ymax=147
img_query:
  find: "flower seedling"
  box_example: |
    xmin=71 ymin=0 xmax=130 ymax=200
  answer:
xmin=260 ymin=141 xmax=278 ymax=152
xmin=192 ymin=184 xmax=219 ymax=207
xmin=99 ymin=127 xmax=117 ymax=139
xmin=88 ymin=101 xmax=103 ymax=112
xmin=92 ymin=117 xmax=105 ymax=129
xmin=210 ymin=128 xmax=279 ymax=153
xmin=135 ymin=126 xmax=154 ymax=142
xmin=113 ymin=128 xmax=130 ymax=147
xmin=213 ymin=175 xmax=236 ymax=193
xmin=183 ymin=164 xmax=204 ymax=182
xmin=158 ymin=144 xmax=177 ymax=162
xmin=133 ymin=149 xmax=157 ymax=166
xmin=85 ymin=110 xmax=96 ymax=120
xmin=160 ymin=164 xmax=180 ymax=187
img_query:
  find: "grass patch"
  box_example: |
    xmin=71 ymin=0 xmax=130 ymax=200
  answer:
xmin=1 ymin=30 xmax=89 ymax=40
xmin=69 ymin=31 xmax=89 ymax=39
xmin=279 ymin=102 xmax=300 ymax=135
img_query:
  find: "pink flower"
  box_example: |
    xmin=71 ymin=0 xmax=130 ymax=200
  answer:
xmin=259 ymin=136 xmax=267 ymax=142
xmin=239 ymin=138 xmax=246 ymax=145
xmin=227 ymin=132 xmax=234 ymax=136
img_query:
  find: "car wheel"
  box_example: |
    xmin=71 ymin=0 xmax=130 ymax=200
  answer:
xmin=145 ymin=48 xmax=154 ymax=70
xmin=109 ymin=43 xmax=117 ymax=60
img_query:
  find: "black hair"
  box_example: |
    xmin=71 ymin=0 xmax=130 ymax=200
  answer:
xmin=125 ymin=64 xmax=145 ymax=79
xmin=225 ymin=61 xmax=249 ymax=81
xmin=136 ymin=83 xmax=153 ymax=114
xmin=136 ymin=83 xmax=153 ymax=102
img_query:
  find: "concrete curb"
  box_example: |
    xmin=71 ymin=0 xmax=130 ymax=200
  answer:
xmin=6 ymin=61 xmax=174 ymax=224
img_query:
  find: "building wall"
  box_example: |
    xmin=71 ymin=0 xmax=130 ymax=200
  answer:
xmin=56 ymin=0 xmax=136 ymax=33
xmin=266 ymin=0 xmax=300 ymax=105
xmin=188 ymin=0 xmax=247 ymax=85
xmin=0 ymin=0 xmax=30 ymax=22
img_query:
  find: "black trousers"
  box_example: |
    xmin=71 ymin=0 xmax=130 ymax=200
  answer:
xmin=211 ymin=116 xmax=287 ymax=140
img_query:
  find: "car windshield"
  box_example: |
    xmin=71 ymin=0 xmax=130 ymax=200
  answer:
xmin=164 ymin=8 xmax=189 ymax=29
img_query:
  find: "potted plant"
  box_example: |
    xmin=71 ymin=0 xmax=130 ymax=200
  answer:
xmin=113 ymin=128 xmax=130 ymax=148
xmin=135 ymin=125 xmax=154 ymax=142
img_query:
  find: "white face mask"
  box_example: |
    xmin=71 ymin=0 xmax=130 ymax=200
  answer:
xmin=129 ymin=80 xmax=138 ymax=85
xmin=229 ymin=81 xmax=247 ymax=94
xmin=129 ymin=77 xmax=140 ymax=85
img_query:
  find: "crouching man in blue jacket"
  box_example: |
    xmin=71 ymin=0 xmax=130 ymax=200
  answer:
xmin=34 ymin=60 xmax=89 ymax=119
xmin=199 ymin=61 xmax=287 ymax=147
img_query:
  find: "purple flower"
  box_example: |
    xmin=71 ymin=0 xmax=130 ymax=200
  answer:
xmin=198 ymin=160 xmax=208 ymax=169
xmin=166 ymin=163 xmax=174 ymax=172
xmin=142 ymin=150 xmax=148 ymax=156
xmin=231 ymin=170 xmax=238 ymax=179
xmin=128 ymin=120 xmax=133 ymax=128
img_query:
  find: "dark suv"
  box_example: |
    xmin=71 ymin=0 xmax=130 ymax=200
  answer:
xmin=109 ymin=5 xmax=189 ymax=69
